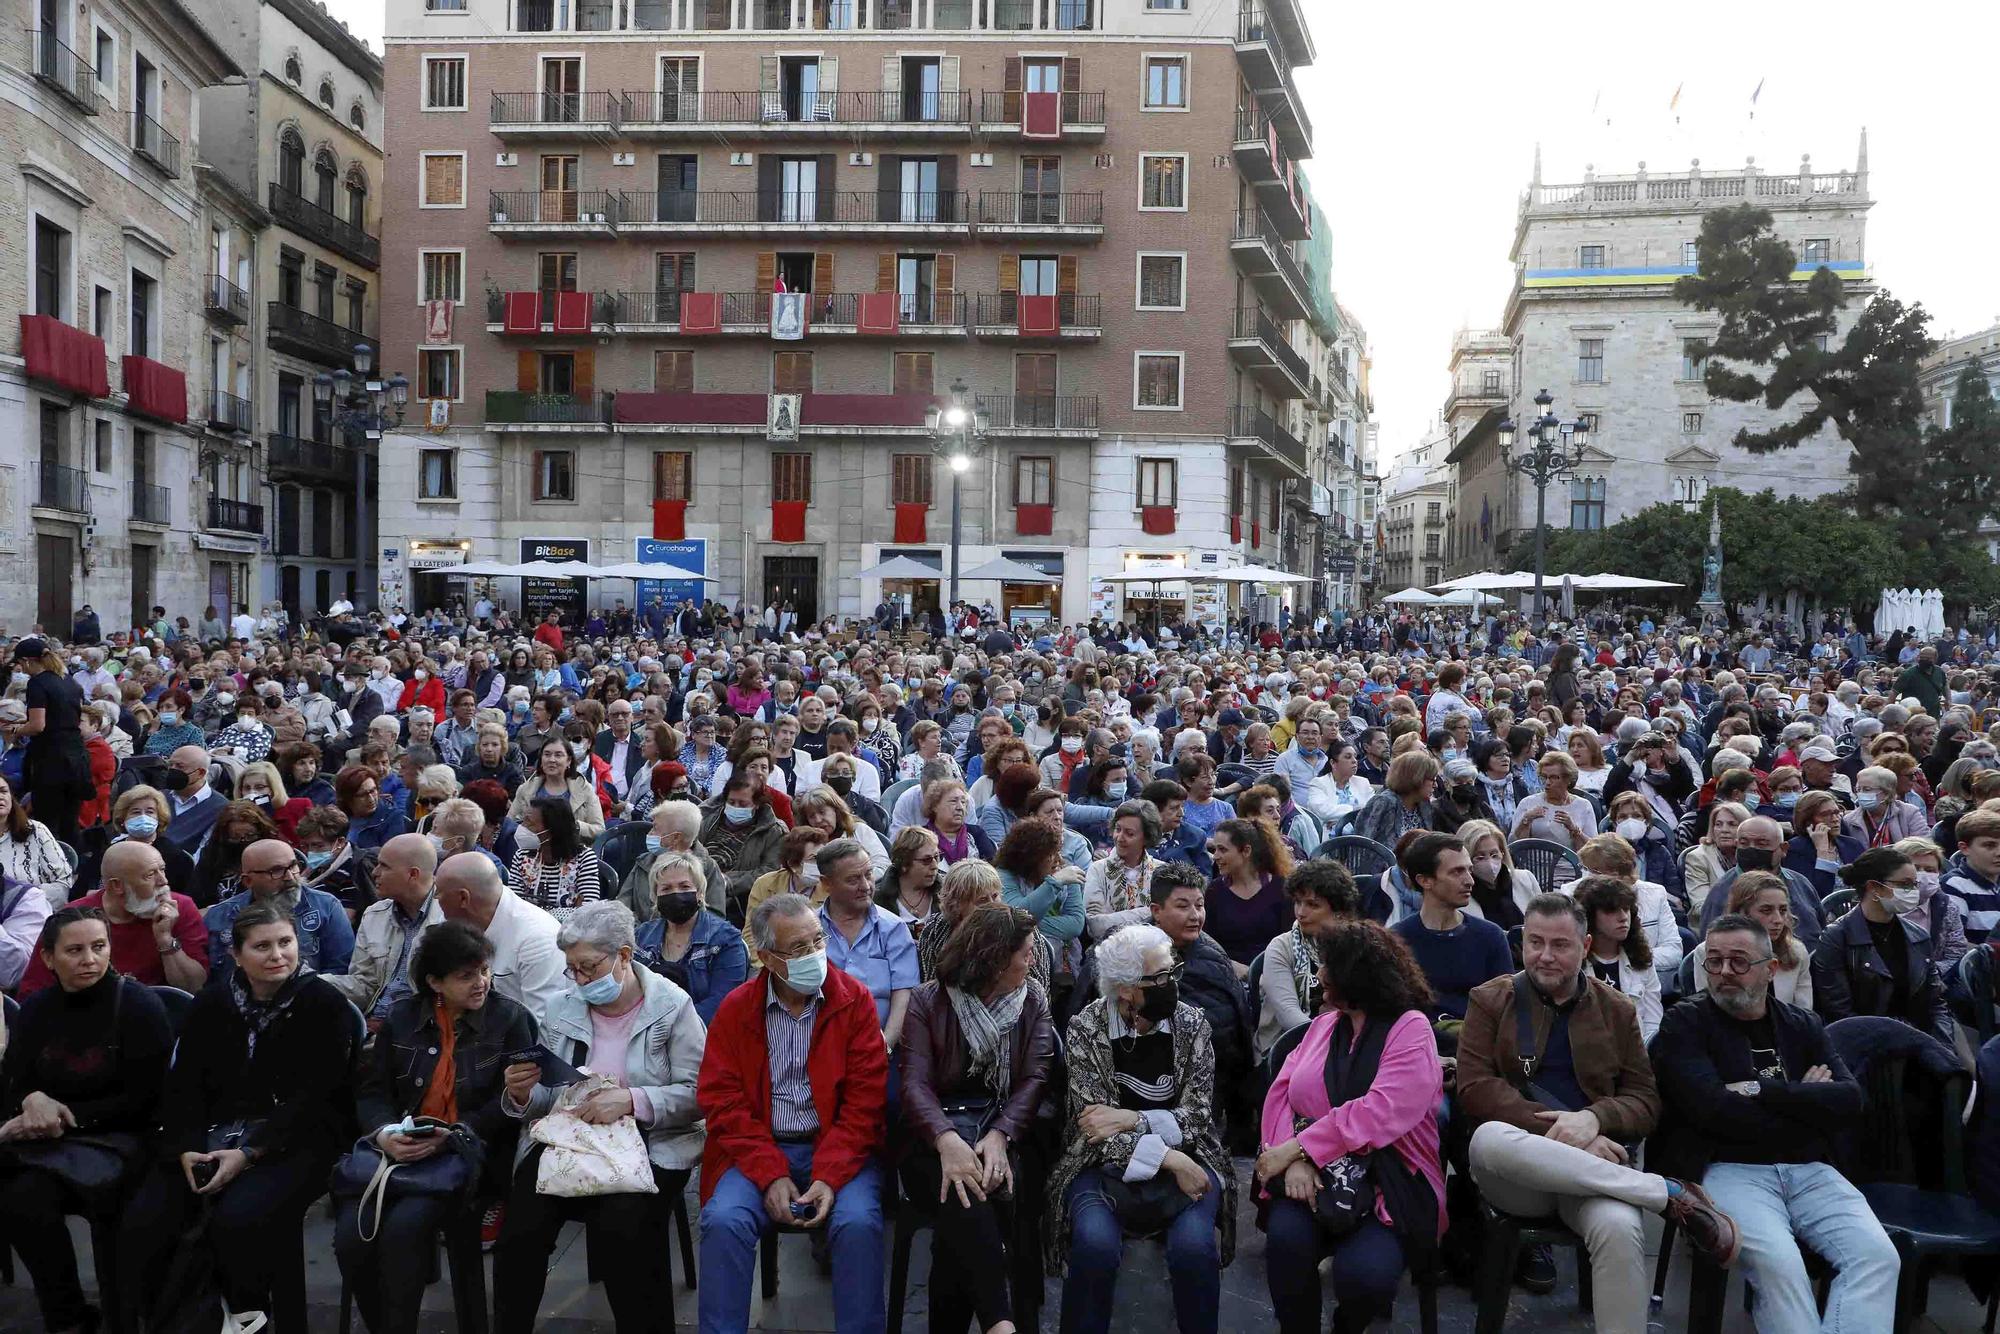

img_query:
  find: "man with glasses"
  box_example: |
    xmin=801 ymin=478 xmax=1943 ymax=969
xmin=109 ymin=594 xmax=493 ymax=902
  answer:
xmin=201 ymin=837 xmax=355 ymax=981
xmin=1653 ymin=913 xmax=1899 ymax=1330
xmin=696 ymin=892 xmax=888 ymax=1334
xmin=1459 ymin=893 xmax=1738 ymax=1334
xmin=594 ymin=699 xmax=646 ymax=813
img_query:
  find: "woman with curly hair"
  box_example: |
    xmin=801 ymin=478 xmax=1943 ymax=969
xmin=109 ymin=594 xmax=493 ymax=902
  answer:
xmin=1255 ymin=919 xmax=1444 ymax=1334
xmin=994 ymin=816 xmax=1086 ymax=967
xmin=1573 ymin=874 xmax=1662 ymax=1041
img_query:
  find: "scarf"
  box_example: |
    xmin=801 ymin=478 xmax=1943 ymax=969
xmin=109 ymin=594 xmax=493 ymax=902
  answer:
xmin=931 ymin=822 xmax=970 ymax=864
xmin=1287 ymin=924 xmax=1322 ymax=1015
xmin=947 ymin=981 xmax=1028 ymax=1099
xmin=419 ymin=999 xmax=460 ymax=1123
xmin=227 ymin=962 xmax=316 ymax=1061
xmin=1104 ymin=854 xmax=1153 ymax=913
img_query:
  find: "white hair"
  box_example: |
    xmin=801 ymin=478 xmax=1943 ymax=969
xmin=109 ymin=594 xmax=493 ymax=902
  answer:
xmin=1095 ymin=923 xmax=1174 ymax=1000
xmin=556 ymin=899 xmax=637 ymax=956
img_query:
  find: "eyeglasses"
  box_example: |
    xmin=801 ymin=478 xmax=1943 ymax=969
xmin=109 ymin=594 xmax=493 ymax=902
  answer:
xmin=1137 ymin=963 xmax=1187 ymax=988
xmin=768 ymin=932 xmax=829 ymax=961
xmin=1701 ymin=954 xmax=1773 ymax=976
xmin=562 ymin=953 xmax=618 ymax=984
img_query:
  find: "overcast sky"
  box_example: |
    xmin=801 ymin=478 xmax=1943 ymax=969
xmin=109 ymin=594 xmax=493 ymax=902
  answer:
xmin=329 ymin=0 xmax=2000 ymax=471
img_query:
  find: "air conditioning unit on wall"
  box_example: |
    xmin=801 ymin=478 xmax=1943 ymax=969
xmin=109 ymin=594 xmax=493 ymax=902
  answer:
xmin=496 ymin=152 xmax=517 ymax=167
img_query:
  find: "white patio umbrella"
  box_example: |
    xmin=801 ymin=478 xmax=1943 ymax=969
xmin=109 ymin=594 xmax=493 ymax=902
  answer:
xmin=1381 ymin=587 xmax=1441 ymax=604
xmin=510 ymin=560 xmax=600 ymax=578
xmin=454 ymin=560 xmax=521 ymax=577
xmin=958 ymin=556 xmax=1060 ymax=583
xmin=1579 ymin=572 xmax=1684 ymax=590
xmin=590 ymin=560 xmax=716 ymax=582
xmin=1096 ymin=570 xmax=1194 ymax=585
xmin=1199 ymin=564 xmax=1313 ymax=584
xmin=857 ymin=555 xmax=946 ymax=579
xmin=1431 ymin=570 xmax=1539 ymax=592
xmin=1433 ymin=587 xmax=1503 ymax=607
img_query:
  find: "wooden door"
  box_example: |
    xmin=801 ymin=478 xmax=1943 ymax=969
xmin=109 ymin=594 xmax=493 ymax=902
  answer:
xmin=541 ymin=155 xmax=578 ymax=222
xmin=37 ymin=533 xmax=73 ymax=630
xmin=541 ymin=57 xmax=581 ymax=122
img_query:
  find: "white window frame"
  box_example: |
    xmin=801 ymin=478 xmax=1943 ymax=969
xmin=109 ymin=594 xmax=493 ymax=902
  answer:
xmin=1132 ymin=349 xmax=1185 ymax=411
xmin=1140 ymin=53 xmax=1188 ymax=112
xmin=419 ymin=152 xmax=468 ymax=209
xmin=417 ymin=247 xmax=467 ymax=305
xmin=654 ymin=52 xmax=702 ymax=96
xmin=1134 ymin=250 xmax=1186 ymax=311
xmin=91 ymin=23 xmax=118 ymax=96
xmin=1137 ymin=152 xmax=1188 ymax=212
xmin=421 ymin=54 xmax=469 ymax=111
xmin=426 ymin=0 xmax=470 ymax=12
xmin=416 ymin=447 xmax=459 ymax=501
xmin=416 ymin=345 xmax=463 ymax=402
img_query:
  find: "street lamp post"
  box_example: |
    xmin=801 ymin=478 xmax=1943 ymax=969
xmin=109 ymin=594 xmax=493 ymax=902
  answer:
xmin=925 ymin=378 xmax=987 ymax=610
xmin=1496 ymin=388 xmax=1591 ymax=620
xmin=314 ymin=343 xmax=409 ymax=607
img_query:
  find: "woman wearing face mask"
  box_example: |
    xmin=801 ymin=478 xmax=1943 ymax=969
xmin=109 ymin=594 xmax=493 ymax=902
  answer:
xmin=1604 ymin=789 xmax=1685 ymax=908
xmin=235 ymin=760 xmax=312 ymax=844
xmin=1781 ymin=790 xmax=1866 ymax=902
xmin=634 ymin=851 xmax=746 ymax=1026
xmin=819 ymin=752 xmax=890 ymax=839
xmin=1682 ymin=799 xmax=1751 ymax=919
xmin=851 ymin=695 xmax=901 ymax=777
xmin=1812 ymin=847 xmax=1956 ymax=1044
xmin=495 ymin=900 xmax=707 ymax=1334
xmin=1039 ymin=720 xmax=1091 ymax=794
xmin=1047 ymin=922 xmax=1237 ymax=1334
xmin=508 ymin=733 xmax=608 ymax=843
xmin=295 ymin=806 xmax=365 ymax=919
xmin=1891 ymin=836 xmax=1968 ymax=967
xmin=700 ymin=772 xmax=787 ymax=911
xmin=1454 ymin=819 xmax=1537 ymax=932
xmin=1841 ymin=766 xmax=1926 ymax=851
xmin=508 ymin=797 xmax=602 ymax=925
xmin=741 ymin=828 xmax=827 ymax=966
xmin=190 ymin=801 xmax=284 ymax=910
xmin=875 ymin=826 xmax=944 ymax=937
xmin=1469 ymin=737 xmax=1528 ymax=834
xmin=143 ymin=688 xmax=204 ymax=756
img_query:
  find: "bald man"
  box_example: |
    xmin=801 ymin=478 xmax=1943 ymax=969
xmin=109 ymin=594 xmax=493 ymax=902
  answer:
xmin=202 ymin=837 xmax=355 ymax=982
xmin=1696 ymin=815 xmax=1828 ymax=950
xmin=435 ymin=850 xmax=563 ymax=1025
xmin=19 ymin=840 xmax=210 ymax=995
xmin=328 ymin=833 xmax=443 ymax=1025
xmin=161 ymin=744 xmax=228 ymax=855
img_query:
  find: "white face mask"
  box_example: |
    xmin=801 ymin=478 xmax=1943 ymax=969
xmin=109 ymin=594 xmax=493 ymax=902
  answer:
xmin=1889 ymin=881 xmax=1922 ymax=915
xmin=1615 ymin=818 xmax=1648 ymax=843
xmin=800 ymin=860 xmax=822 ymax=886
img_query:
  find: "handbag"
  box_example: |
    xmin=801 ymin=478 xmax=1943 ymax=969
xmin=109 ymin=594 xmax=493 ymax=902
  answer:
xmin=1097 ymin=1169 xmax=1195 ymax=1236
xmin=529 ymin=1073 xmax=658 ymax=1198
xmin=939 ymin=1095 xmax=999 ymax=1148
xmin=0 ymin=1131 xmax=143 ymax=1206
xmin=329 ymin=1118 xmax=485 ymax=1242
xmin=1294 ymin=1013 xmax=1391 ymax=1238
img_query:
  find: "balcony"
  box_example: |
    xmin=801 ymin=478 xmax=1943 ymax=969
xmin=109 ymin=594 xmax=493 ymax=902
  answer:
xmin=27 ymin=29 xmax=101 ymax=113
xmin=1234 ymin=9 xmax=1311 ymax=155
xmin=18 ymin=314 xmax=109 ymax=399
xmin=972 ymin=293 xmax=1101 ymax=339
xmin=1228 ymin=307 xmax=1312 ymax=398
xmin=268 ymin=303 xmax=367 ymax=367
xmin=37 ymin=463 xmax=87 ymax=514
xmin=489 ymin=90 xmax=623 ymax=137
xmin=615 ymin=189 xmax=969 ymax=235
xmin=267 ymin=185 xmax=381 ymax=268
xmin=122 ymin=356 xmax=187 ymax=423
xmin=1230 ymin=210 xmax=1313 ymax=320
xmin=974 ymin=393 xmax=1099 ymax=438
xmin=484 ymin=390 xmax=614 ymax=427
xmin=485 ymin=289 xmax=615 ymax=333
xmin=1228 ymin=405 xmax=1310 ymax=480
xmin=206 ymin=389 xmax=254 ymax=434
xmin=206 ymin=497 xmax=263 ymax=534
xmin=622 ymin=89 xmax=974 ymax=137
xmin=132 ymin=112 xmax=180 ymax=177
xmin=487 ymin=190 xmax=621 ymax=237
xmin=973 ymin=190 xmax=1104 ymax=237
xmin=204 ymin=274 xmax=250 ymax=325
xmin=267 ymin=433 xmax=352 ymax=480
xmin=977 ymin=91 xmax=1106 ymax=139
xmin=609 ymin=289 xmax=966 ymax=336
xmin=131 ymin=482 xmax=171 ymax=525
xmin=615 ymin=391 xmax=936 ymax=434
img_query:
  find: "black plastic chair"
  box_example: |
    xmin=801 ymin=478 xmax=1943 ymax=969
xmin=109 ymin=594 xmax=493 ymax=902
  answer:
xmin=1473 ymin=1200 xmax=1593 ymax=1333
xmin=593 ymin=821 xmax=653 ymax=894
xmin=336 ymin=1204 xmax=488 ymax=1334
xmin=1507 ymin=839 xmax=1583 ymax=894
xmin=1246 ymin=950 xmax=1266 ymax=1037
xmin=1820 ymin=887 xmax=1858 ymax=923
xmin=151 ymin=984 xmax=195 ymax=1036
xmin=1953 ymin=947 xmax=1999 ymax=1047
xmin=1322 ymin=834 xmax=1396 ymax=879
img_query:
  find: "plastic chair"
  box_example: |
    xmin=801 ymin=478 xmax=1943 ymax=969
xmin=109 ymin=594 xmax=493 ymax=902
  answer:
xmin=1261 ymin=1020 xmax=1312 ymax=1091
xmin=1675 ymin=951 xmax=1698 ymax=998
xmin=151 ymin=985 xmax=195 ymax=1036
xmin=57 ymin=840 xmax=80 ymax=873
xmin=1953 ymin=947 xmax=1998 ymax=1048
xmin=1473 ymin=1199 xmax=1594 ymax=1333
xmin=1508 ymin=839 xmax=1584 ymax=893
xmin=881 ymin=777 xmax=918 ymax=812
xmin=1321 ymin=834 xmax=1396 ymax=879
xmin=1289 ymin=808 xmax=1325 ymax=857
xmin=593 ymin=820 xmax=653 ymax=891
xmin=1820 ymin=888 xmax=1858 ymax=923
xmin=1246 ymin=950 xmax=1266 ymax=1038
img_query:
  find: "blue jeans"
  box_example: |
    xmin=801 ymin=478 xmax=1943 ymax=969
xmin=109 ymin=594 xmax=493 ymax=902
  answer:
xmin=1264 ymin=1199 xmax=1405 ymax=1334
xmin=1701 ymin=1161 xmax=1899 ymax=1333
xmin=1059 ymin=1165 xmax=1222 ymax=1334
xmin=697 ymin=1141 xmax=885 ymax=1334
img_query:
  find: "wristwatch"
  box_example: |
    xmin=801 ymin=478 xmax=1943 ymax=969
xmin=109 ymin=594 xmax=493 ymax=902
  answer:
xmin=158 ymin=936 xmax=183 ymax=955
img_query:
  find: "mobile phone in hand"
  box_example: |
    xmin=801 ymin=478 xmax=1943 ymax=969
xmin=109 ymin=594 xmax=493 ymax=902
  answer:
xmin=192 ymin=1158 xmax=220 ymax=1188
xmin=403 ymin=1122 xmax=444 ymax=1139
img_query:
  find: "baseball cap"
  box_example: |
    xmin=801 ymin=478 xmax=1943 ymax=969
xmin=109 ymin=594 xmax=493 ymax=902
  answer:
xmin=1798 ymin=744 xmax=1839 ymax=764
xmin=1219 ymin=708 xmax=1248 ymax=727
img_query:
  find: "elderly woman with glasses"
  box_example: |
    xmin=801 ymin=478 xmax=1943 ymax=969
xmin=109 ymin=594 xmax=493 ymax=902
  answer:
xmin=1045 ymin=922 xmax=1237 ymax=1334
xmin=496 ymin=900 xmax=707 ymax=1334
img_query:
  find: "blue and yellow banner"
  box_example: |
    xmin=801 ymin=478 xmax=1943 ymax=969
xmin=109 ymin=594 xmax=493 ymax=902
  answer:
xmin=1524 ymin=260 xmax=1867 ymax=288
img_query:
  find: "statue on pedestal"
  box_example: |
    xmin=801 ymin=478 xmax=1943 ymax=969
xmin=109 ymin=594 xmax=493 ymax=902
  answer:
xmin=1697 ymin=497 xmax=1724 ymax=616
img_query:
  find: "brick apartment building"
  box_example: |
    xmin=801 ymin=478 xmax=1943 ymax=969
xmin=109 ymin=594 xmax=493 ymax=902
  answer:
xmin=378 ymin=0 xmax=1349 ymax=627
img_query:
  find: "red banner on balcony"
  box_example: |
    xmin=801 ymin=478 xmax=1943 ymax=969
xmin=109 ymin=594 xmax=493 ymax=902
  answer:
xmin=680 ymin=292 xmax=722 ymax=334
xmin=893 ymin=503 xmax=927 ymax=544
xmin=1023 ymin=90 xmax=1061 ymax=138
xmin=121 ymin=356 xmax=186 ymax=424
xmin=652 ymin=499 xmax=687 ymax=541
xmin=856 ymin=291 xmax=901 ymax=335
xmin=616 ymin=392 xmax=767 ymax=426
xmin=19 ymin=314 xmax=109 ymax=399
xmin=553 ymin=290 xmax=592 ymax=333
xmin=1016 ymin=503 xmax=1053 ymax=537
xmin=1140 ymin=506 xmax=1176 ymax=536
xmin=1230 ymin=514 xmax=1242 ymax=544
xmin=772 ymin=500 xmax=807 ymax=543
xmin=799 ymin=393 xmax=937 ymax=428
xmin=1252 ymin=521 xmax=1263 ymax=548
xmin=502 ymin=291 xmax=541 ymax=333
xmin=1017 ymin=294 xmax=1059 ymax=338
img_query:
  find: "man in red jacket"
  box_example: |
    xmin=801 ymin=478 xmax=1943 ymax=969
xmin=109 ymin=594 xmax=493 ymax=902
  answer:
xmin=696 ymin=892 xmax=887 ymax=1334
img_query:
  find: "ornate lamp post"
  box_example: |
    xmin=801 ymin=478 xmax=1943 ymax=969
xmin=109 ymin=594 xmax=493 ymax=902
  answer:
xmin=1496 ymin=388 xmax=1591 ymax=618
xmin=925 ymin=378 xmax=988 ymax=609
xmin=314 ymin=344 xmax=408 ymax=603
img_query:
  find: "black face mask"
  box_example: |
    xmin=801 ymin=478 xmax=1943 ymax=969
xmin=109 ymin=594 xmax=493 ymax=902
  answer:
xmin=1736 ymin=847 xmax=1776 ymax=872
xmin=657 ymin=892 xmax=700 ymax=925
xmin=825 ymin=773 xmax=854 ymax=797
xmin=157 ymin=768 xmax=190 ymax=793
xmin=1137 ymin=979 xmax=1178 ymax=1024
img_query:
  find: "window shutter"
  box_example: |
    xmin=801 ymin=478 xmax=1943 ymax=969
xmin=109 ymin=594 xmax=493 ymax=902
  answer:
xmin=939 ymin=55 xmax=960 ymax=98
xmin=877 ymin=152 xmax=901 ymax=214
xmin=574 ymin=347 xmax=594 ymax=395
xmin=937 ymin=155 xmax=958 ymax=218
xmin=819 ymin=56 xmax=838 ymax=94
xmin=816 ymin=154 xmax=836 ymax=221
xmin=1062 ymin=58 xmax=1081 ymax=92
xmin=998 ymin=253 xmax=1020 ymax=295
xmin=881 ymin=56 xmax=901 ymax=98
xmin=1057 ymin=254 xmax=1078 ymax=295
xmin=813 ymin=251 xmax=833 ymax=295
xmin=756 ymin=155 xmax=779 ymax=220
xmin=1004 ymin=57 xmax=1022 ymax=91
xmin=755 ymin=251 xmax=776 ymax=297
xmin=1003 ymin=57 xmax=1022 ymax=121
xmin=532 ymin=450 xmax=546 ymax=498
xmin=760 ymin=56 xmax=779 ymax=94
xmin=517 ymin=350 xmax=536 ymax=392
xmin=877 ymin=252 xmax=897 ymax=292
xmin=935 ymin=253 xmax=954 ymax=299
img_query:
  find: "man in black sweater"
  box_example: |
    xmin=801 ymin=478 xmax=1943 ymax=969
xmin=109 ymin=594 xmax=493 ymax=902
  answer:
xmin=1652 ymin=913 xmax=1899 ymax=1331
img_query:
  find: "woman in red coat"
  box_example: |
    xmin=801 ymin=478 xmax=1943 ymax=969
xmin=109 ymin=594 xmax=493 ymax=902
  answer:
xmin=396 ymin=663 xmax=446 ymax=715
xmin=78 ymin=703 xmax=119 ymax=829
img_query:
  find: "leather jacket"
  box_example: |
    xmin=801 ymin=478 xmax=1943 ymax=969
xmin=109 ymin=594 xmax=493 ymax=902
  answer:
xmin=899 ymin=980 xmax=1055 ymax=1154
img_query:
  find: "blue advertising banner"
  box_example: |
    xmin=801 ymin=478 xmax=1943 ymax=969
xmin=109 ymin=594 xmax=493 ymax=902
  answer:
xmin=635 ymin=538 xmax=707 ymax=616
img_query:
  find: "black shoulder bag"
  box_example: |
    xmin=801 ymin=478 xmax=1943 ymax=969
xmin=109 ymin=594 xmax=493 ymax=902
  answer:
xmin=0 ymin=978 xmax=146 ymax=1207
xmin=1510 ymin=973 xmax=1586 ymax=1111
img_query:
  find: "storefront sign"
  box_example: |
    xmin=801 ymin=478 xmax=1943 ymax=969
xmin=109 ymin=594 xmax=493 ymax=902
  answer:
xmin=634 ymin=537 xmax=707 ymax=616
xmin=520 ymin=537 xmax=589 ymax=621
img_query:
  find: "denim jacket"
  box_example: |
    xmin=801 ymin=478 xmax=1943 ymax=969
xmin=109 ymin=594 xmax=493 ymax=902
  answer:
xmin=635 ymin=908 xmax=748 ymax=1027
xmin=359 ymin=989 xmax=541 ymax=1146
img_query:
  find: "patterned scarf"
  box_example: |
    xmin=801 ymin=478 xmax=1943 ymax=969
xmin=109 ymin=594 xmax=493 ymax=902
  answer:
xmin=947 ymin=982 xmax=1028 ymax=1098
xmin=1287 ymin=924 xmax=1322 ymax=1016
xmin=1104 ymin=855 xmax=1153 ymax=913
xmin=228 ymin=962 xmax=317 ymax=1060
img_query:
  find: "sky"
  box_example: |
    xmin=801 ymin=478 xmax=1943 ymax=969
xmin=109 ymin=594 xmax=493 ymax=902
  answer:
xmin=327 ymin=0 xmax=2000 ymax=471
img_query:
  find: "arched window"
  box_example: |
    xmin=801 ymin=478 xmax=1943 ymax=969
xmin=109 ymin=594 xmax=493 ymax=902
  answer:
xmin=284 ymin=54 xmax=301 ymax=84
xmin=344 ymin=168 xmax=368 ymax=229
xmin=318 ymin=78 xmax=335 ymax=109
xmin=278 ymin=128 xmax=305 ymax=194
xmin=348 ymin=100 xmax=365 ymax=132
xmin=314 ymin=149 xmax=337 ymax=211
